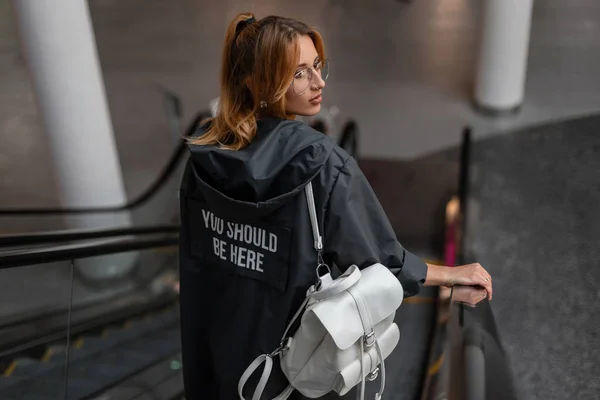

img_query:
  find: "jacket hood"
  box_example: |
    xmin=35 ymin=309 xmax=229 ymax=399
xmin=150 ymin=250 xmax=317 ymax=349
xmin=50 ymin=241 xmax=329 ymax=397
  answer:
xmin=187 ymin=117 xmax=336 ymax=220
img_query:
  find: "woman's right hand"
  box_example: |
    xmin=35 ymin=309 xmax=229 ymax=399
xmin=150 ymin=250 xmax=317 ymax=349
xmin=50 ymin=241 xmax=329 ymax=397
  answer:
xmin=452 ymin=285 xmax=489 ymax=307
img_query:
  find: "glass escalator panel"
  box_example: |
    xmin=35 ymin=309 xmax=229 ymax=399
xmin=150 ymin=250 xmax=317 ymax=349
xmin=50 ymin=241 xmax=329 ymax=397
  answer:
xmin=65 ymin=248 xmax=181 ymax=400
xmin=0 ymin=261 xmax=73 ymax=400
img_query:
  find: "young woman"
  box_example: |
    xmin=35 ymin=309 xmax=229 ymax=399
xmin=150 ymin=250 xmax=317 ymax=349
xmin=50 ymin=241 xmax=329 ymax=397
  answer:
xmin=178 ymin=13 xmax=493 ymax=400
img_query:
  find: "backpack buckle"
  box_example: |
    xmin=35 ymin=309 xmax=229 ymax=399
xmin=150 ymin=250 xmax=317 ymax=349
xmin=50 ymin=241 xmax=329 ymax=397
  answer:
xmin=367 ymin=367 xmax=379 ymax=381
xmin=364 ymin=330 xmax=376 ymax=348
xmin=271 ymin=338 xmax=292 ymax=358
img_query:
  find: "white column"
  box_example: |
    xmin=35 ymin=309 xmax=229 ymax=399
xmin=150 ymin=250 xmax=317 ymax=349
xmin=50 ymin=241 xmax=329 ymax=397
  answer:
xmin=12 ymin=0 xmax=127 ymax=214
xmin=474 ymin=0 xmax=534 ymax=114
xmin=12 ymin=0 xmax=135 ymax=279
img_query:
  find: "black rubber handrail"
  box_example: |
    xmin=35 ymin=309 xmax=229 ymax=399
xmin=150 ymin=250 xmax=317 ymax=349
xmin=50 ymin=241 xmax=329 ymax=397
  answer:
xmin=421 ymin=126 xmax=473 ymax=400
xmin=0 ymin=224 xmax=179 ymax=247
xmin=457 ymin=126 xmax=471 ymax=265
xmin=0 ymin=111 xmax=209 ymax=216
xmin=421 ymin=127 xmax=519 ymax=400
xmin=0 ymin=235 xmax=178 ymax=269
xmin=454 ymin=127 xmax=518 ymax=399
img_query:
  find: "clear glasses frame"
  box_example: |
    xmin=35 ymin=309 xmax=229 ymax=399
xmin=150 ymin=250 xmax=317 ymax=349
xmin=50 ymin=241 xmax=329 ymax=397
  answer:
xmin=291 ymin=59 xmax=330 ymax=96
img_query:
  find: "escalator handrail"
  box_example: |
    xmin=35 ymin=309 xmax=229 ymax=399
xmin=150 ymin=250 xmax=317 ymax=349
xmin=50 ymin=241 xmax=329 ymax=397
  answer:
xmin=0 ymin=111 xmax=209 ymax=216
xmin=421 ymin=127 xmax=519 ymax=400
xmin=0 ymin=224 xmax=179 ymax=247
xmin=0 ymin=234 xmax=178 ymax=269
xmin=420 ymin=127 xmax=472 ymax=400
xmin=452 ymin=127 xmax=518 ymax=399
xmin=457 ymin=126 xmax=471 ymax=266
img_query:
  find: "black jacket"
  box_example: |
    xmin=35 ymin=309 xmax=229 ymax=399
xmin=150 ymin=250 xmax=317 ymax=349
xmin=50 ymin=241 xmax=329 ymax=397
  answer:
xmin=178 ymin=118 xmax=427 ymax=399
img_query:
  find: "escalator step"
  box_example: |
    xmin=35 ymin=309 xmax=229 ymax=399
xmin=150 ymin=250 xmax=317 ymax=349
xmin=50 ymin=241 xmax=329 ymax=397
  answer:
xmin=0 ymin=306 xmax=181 ymax=400
xmin=41 ymin=345 xmax=67 ymax=363
xmin=66 ymin=314 xmax=179 ymax=365
xmin=4 ymin=313 xmax=180 ymax=381
xmin=89 ymin=353 xmax=182 ymax=400
xmin=1 ymin=358 xmax=40 ymax=379
xmin=67 ymin=344 xmax=181 ymax=398
xmin=6 ymin=364 xmax=63 ymax=380
xmin=2 ymin=346 xmax=179 ymax=399
xmin=138 ymin=373 xmax=184 ymax=400
xmin=0 ymin=377 xmax=65 ymax=400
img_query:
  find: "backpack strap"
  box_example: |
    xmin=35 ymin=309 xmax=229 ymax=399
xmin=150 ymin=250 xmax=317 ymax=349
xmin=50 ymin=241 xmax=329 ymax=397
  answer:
xmin=238 ymin=354 xmax=294 ymax=400
xmin=305 ymin=181 xmax=323 ymax=255
xmin=238 ymin=296 xmax=310 ymax=400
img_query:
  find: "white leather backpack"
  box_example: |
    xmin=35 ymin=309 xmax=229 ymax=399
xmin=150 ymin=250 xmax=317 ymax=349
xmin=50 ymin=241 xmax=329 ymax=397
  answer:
xmin=239 ymin=182 xmax=404 ymax=400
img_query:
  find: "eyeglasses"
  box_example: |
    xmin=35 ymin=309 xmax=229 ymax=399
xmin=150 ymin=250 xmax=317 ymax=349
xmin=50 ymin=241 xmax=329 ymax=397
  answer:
xmin=291 ymin=59 xmax=330 ymax=96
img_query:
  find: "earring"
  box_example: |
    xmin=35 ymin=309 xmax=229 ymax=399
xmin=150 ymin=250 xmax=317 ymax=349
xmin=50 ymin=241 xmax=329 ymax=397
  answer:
xmin=260 ymin=101 xmax=267 ymax=109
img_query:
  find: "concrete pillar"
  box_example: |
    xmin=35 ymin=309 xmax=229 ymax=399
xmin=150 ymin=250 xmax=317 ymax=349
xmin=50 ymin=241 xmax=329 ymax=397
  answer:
xmin=12 ymin=0 xmax=135 ymax=280
xmin=474 ymin=0 xmax=534 ymax=115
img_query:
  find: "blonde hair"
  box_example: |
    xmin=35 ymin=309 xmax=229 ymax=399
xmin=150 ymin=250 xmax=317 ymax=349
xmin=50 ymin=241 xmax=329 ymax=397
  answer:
xmin=189 ymin=13 xmax=325 ymax=151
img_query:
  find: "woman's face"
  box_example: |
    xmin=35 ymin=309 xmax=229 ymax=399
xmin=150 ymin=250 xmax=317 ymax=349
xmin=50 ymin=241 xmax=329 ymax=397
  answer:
xmin=285 ymin=35 xmax=326 ymax=117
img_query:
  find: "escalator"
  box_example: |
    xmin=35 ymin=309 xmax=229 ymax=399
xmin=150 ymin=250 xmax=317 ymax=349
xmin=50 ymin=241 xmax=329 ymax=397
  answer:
xmin=0 ymin=231 xmax=182 ymax=400
xmin=1 ymin=305 xmax=181 ymax=400
xmin=0 ymin=103 xmax=516 ymax=399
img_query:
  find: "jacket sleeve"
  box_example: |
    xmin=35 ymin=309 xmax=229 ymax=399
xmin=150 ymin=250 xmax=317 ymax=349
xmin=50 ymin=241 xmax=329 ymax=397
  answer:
xmin=322 ymin=157 xmax=427 ymax=297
